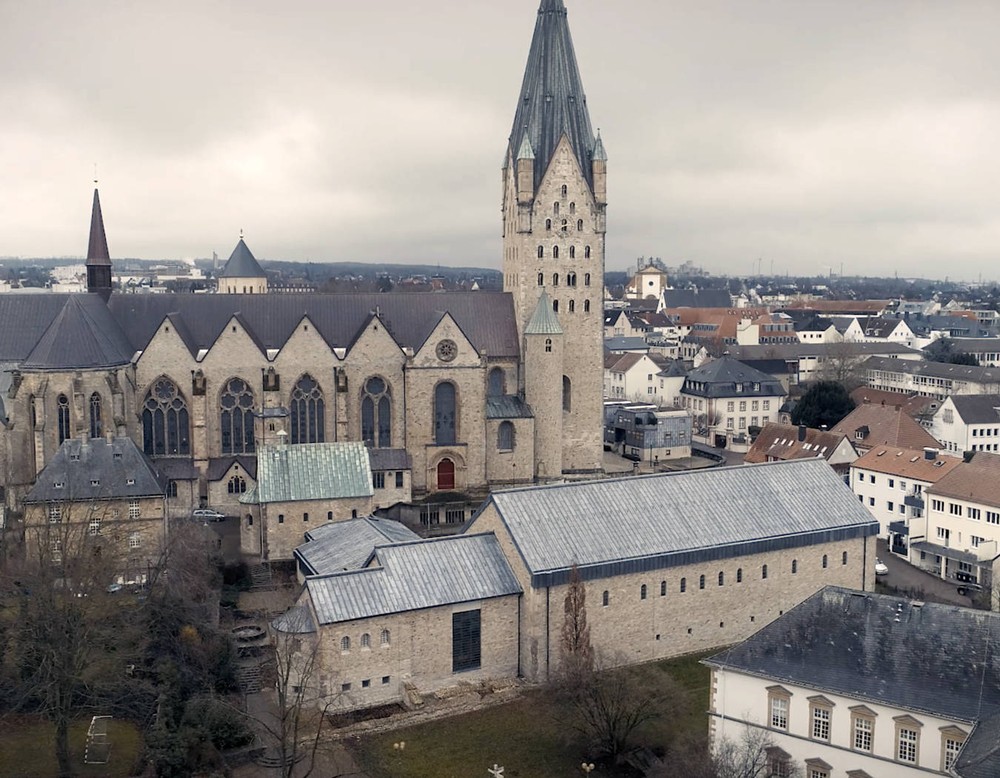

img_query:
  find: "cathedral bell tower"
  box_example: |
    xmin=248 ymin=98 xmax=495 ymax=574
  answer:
xmin=503 ymin=0 xmax=605 ymax=475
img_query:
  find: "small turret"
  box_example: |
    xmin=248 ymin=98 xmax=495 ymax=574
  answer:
xmin=592 ymin=131 xmax=607 ymax=206
xmin=85 ymin=188 xmax=113 ymax=302
xmin=516 ymin=135 xmax=535 ymax=204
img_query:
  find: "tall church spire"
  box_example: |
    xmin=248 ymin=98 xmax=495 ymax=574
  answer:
xmin=86 ymin=188 xmax=113 ymax=302
xmin=509 ymin=0 xmax=596 ymax=191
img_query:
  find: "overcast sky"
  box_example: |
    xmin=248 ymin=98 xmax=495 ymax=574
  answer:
xmin=2 ymin=0 xmax=999 ymax=280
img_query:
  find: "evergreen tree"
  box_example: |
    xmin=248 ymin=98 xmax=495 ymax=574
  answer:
xmin=791 ymin=381 xmax=855 ymax=429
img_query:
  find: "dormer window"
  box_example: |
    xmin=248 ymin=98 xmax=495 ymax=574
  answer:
xmin=90 ymin=479 xmax=100 ymax=487
xmin=126 ymin=478 xmax=135 ymax=486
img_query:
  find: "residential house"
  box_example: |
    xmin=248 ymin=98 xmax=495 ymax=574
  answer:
xmin=778 ymin=299 xmax=891 ymax=317
xmin=705 ymin=587 xmax=1000 ymax=778
xmin=937 ymin=338 xmax=1000 ymax=367
xmin=928 ymin=394 xmax=1000 ymax=456
xmin=795 ymin=316 xmax=842 ymax=344
xmin=655 ymin=359 xmax=688 ymax=407
xmin=735 ymin=312 xmax=798 ymax=347
xmin=604 ymin=405 xmax=692 ymax=462
xmin=864 ymin=356 xmax=1000 ymax=400
xmin=910 ymin=452 xmax=1000 ymax=599
xmin=22 ymin=436 xmax=168 ymax=583
xmin=831 ymin=404 xmax=942 ymax=454
xmin=467 ymin=459 xmax=878 ymax=682
xmin=604 ymin=352 xmax=671 ymax=403
xmin=850 ymin=387 xmax=939 ymax=426
xmin=680 ymin=356 xmax=786 ymax=448
xmin=744 ymin=423 xmax=859 ymax=477
xmin=849 ymin=445 xmax=960 ymax=552
xmin=727 ymin=342 xmax=921 ymax=387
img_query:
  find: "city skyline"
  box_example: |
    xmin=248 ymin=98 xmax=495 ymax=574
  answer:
xmin=2 ymin=0 xmax=999 ymax=279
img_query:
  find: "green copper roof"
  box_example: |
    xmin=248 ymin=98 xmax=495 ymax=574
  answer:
xmin=517 ymin=134 xmax=535 ymax=161
xmin=525 ymin=291 xmax=563 ymax=335
xmin=241 ymin=442 xmax=373 ymax=504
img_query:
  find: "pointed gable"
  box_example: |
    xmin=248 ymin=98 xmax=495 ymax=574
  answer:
xmin=509 ymin=0 xmax=597 ymax=192
xmin=21 ymin=295 xmax=133 ymax=370
xmin=87 ymin=188 xmax=111 ymax=265
xmin=219 ymin=238 xmax=266 ymax=279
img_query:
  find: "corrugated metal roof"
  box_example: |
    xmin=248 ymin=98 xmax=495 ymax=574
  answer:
xmin=243 ymin=442 xmax=372 ymax=504
xmin=473 ymin=459 xmax=878 ymax=586
xmin=306 ymin=533 xmax=521 ymax=624
xmin=108 ymin=291 xmax=519 ymax=358
xmin=486 ymin=395 xmax=533 ymax=419
xmin=705 ymin=587 xmax=1000 ymax=726
xmin=24 ymin=436 xmax=166 ymax=503
xmin=294 ymin=517 xmax=419 ymax=575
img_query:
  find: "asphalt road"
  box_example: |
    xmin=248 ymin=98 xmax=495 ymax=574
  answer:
xmin=875 ymin=538 xmax=976 ymax=607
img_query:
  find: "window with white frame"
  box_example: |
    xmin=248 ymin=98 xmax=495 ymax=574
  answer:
xmin=809 ymin=697 xmax=832 ymax=741
xmin=767 ymin=686 xmax=790 ymax=731
xmin=851 ymin=706 xmax=875 ymax=752
xmin=128 ymin=500 xmax=140 ymax=519
xmin=48 ymin=504 xmax=62 ymax=523
xmin=895 ymin=716 xmax=922 ymax=764
xmin=941 ymin=727 xmax=967 ymax=771
xmin=128 ymin=532 xmax=141 ymax=549
xmin=88 ymin=519 xmax=101 ymax=536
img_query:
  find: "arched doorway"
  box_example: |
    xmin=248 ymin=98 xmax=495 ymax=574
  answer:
xmin=437 ymin=458 xmax=456 ymax=491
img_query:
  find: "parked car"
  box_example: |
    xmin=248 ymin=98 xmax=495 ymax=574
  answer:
xmin=193 ymin=508 xmax=226 ymax=522
xmin=955 ymin=571 xmax=984 ymax=596
xmin=874 ymin=558 xmax=889 ymax=576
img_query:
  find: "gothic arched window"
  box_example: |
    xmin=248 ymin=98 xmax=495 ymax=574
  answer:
xmin=584 ymin=300 xmax=591 ymax=313
xmin=497 ymin=421 xmax=515 ymax=451
xmin=434 ymin=382 xmax=457 ymax=445
xmin=552 ymin=273 xmax=559 ymax=286
xmin=567 ymin=272 xmax=577 ymax=287
xmin=563 ymin=376 xmax=572 ymax=412
xmin=537 ymin=245 xmax=544 ymax=258
xmin=290 ymin=374 xmax=325 ymax=444
xmin=57 ymin=394 xmax=71 ymax=443
xmin=28 ymin=394 xmax=36 ymax=430
xmin=537 ymin=272 xmax=543 ymax=286
xmin=220 ymin=377 xmax=255 ymax=454
xmin=584 ymin=273 xmax=591 ymax=286
xmin=227 ymin=475 xmax=247 ymax=494
xmin=553 ymin=299 xmax=559 ymax=312
xmin=89 ymin=393 xmax=102 ymax=439
xmin=569 ymin=246 xmax=576 ymax=259
xmin=488 ymin=367 xmax=506 ymax=397
xmin=552 ymin=246 xmax=559 ymax=259
xmin=361 ymin=376 xmax=392 ymax=448
xmin=584 ymin=246 xmax=591 ymax=259
xmin=569 ymin=300 xmax=575 ymax=313
xmin=142 ymin=378 xmax=190 ymax=456
xmin=577 ymin=219 xmax=584 ymax=231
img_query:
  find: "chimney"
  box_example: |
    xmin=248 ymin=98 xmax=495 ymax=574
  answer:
xmin=923 ymin=447 xmax=937 ymax=460
xmin=963 ymin=450 xmax=975 ymax=463
xmin=798 ymin=424 xmax=807 ymax=442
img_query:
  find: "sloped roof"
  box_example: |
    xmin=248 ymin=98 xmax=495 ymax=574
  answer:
xmin=780 ymin=300 xmax=890 ymax=315
xmin=603 ymin=336 xmax=648 ymax=353
xmin=86 ymin=188 xmax=111 ymax=266
xmin=705 ymin=586 xmax=1000 ymax=725
xmin=508 ymin=0 xmax=597 ymax=191
xmin=21 ymin=294 xmax=134 ymax=370
xmin=744 ymin=423 xmax=854 ymax=465
xmin=929 ymin=452 xmax=1000 ymax=508
xmin=795 ymin=315 xmax=836 ymax=333
xmin=294 ymin=516 xmax=419 ymax=576
xmin=486 ymin=395 xmax=534 ymax=419
xmin=728 ymin=342 xmax=919 ymax=360
xmin=858 ymin=316 xmax=905 ymax=338
xmin=851 ymin=445 xmax=960 ymax=482
xmin=368 ymin=448 xmax=412 ymax=472
xmin=305 ymin=533 xmax=522 ymax=624
xmin=241 ymin=442 xmax=373 ymax=504
xmin=206 ymin=456 xmax=257 ymax=482
xmin=471 ymin=459 xmax=877 ymax=587
xmin=681 ymin=356 xmax=784 ymax=399
xmin=863 ymin=356 xmax=1000 ymax=384
xmin=218 ymin=238 xmax=266 ymax=278
xmin=661 ymin=288 xmax=732 ymax=309
xmin=658 ymin=359 xmax=688 ymax=378
xmin=108 ymin=291 xmax=520 ymax=358
xmin=954 ymin=710 xmax=1000 ymax=778
xmin=831 ymin=404 xmax=941 ymax=450
xmin=525 ymin=291 xmax=562 ymax=335
xmin=25 ymin=436 xmax=166 ymax=503
xmin=949 ymin=394 xmax=1000 ymax=424
xmin=850 ymin=387 xmax=937 ymax=418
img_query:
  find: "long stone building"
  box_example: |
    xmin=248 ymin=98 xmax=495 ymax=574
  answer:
xmin=0 ymin=0 xmax=608 ymax=532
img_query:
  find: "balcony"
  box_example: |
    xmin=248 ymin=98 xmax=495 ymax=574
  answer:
xmin=903 ymin=494 xmax=924 ymax=510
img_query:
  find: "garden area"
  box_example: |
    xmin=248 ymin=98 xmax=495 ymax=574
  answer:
xmin=350 ymin=652 xmax=713 ymax=778
xmin=0 ymin=716 xmax=144 ymax=778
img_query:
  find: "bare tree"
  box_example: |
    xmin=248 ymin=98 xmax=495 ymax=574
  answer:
xmin=559 ymin=565 xmax=594 ymax=688
xmin=664 ymin=726 xmax=801 ymax=778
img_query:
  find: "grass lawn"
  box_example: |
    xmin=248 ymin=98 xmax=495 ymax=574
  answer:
xmin=350 ymin=651 xmax=714 ymax=778
xmin=0 ymin=715 xmax=144 ymax=778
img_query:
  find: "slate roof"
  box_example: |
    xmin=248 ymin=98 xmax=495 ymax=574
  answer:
xmin=864 ymin=355 xmax=1000 ymax=384
xmin=831 ymin=404 xmax=942 ymax=451
xmin=21 ymin=294 xmax=135 ymax=370
xmin=857 ymin=316 xmax=906 ymax=338
xmin=305 ymin=533 xmax=522 ymax=624
xmin=471 ymin=459 xmax=878 ymax=587
xmin=726 ymin=342 xmax=920 ymax=361
xmin=368 ymin=448 xmax=412 ymax=472
xmin=219 ymin=238 xmax=266 ymax=278
xmin=508 ymin=0 xmax=597 ymax=191
xmin=949 ymin=394 xmax=1000 ymax=424
xmin=681 ymin=357 xmax=784 ymax=399
xmin=928 ymin=452 xmax=1000 ymax=508
xmin=780 ymin=300 xmax=890 ymax=315
xmin=206 ymin=456 xmax=257 ymax=482
xmin=660 ymin=288 xmax=732 ymax=309
xmin=294 ymin=517 xmax=420 ymax=576
xmin=486 ymin=395 xmax=534 ymax=420
xmin=851 ymin=445 xmax=960 ymax=482
xmin=850 ymin=387 xmax=937 ymax=418
xmin=795 ymin=315 xmax=836 ymax=333
xmin=954 ymin=710 xmax=1000 ymax=778
xmin=107 ymin=291 xmax=520 ymax=359
xmin=603 ymin=337 xmax=648 ymax=353
xmin=744 ymin=423 xmax=854 ymax=465
xmin=525 ymin=291 xmax=562 ymax=335
xmin=241 ymin=442 xmax=372 ymax=504
xmin=87 ymin=188 xmax=111 ymax=266
xmin=704 ymin=586 xmax=1000 ymax=725
xmin=657 ymin=359 xmax=688 ymax=378
xmin=24 ymin=436 xmax=166 ymax=503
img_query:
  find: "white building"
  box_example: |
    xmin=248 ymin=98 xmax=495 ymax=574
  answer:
xmin=864 ymin=356 xmax=1000 ymax=400
xmin=928 ymin=394 xmax=1000 ymax=455
xmin=705 ymin=586 xmax=1000 ymax=778
xmin=603 ymin=352 xmax=672 ymax=404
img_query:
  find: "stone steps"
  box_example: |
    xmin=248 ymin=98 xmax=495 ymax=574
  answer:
xmin=235 ymin=664 xmax=263 ymax=694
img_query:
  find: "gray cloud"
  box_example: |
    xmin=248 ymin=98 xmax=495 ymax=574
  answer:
xmin=1 ymin=0 xmax=999 ymax=280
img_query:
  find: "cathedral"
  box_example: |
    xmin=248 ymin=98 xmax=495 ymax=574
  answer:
xmin=0 ymin=0 xmax=607 ymax=530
